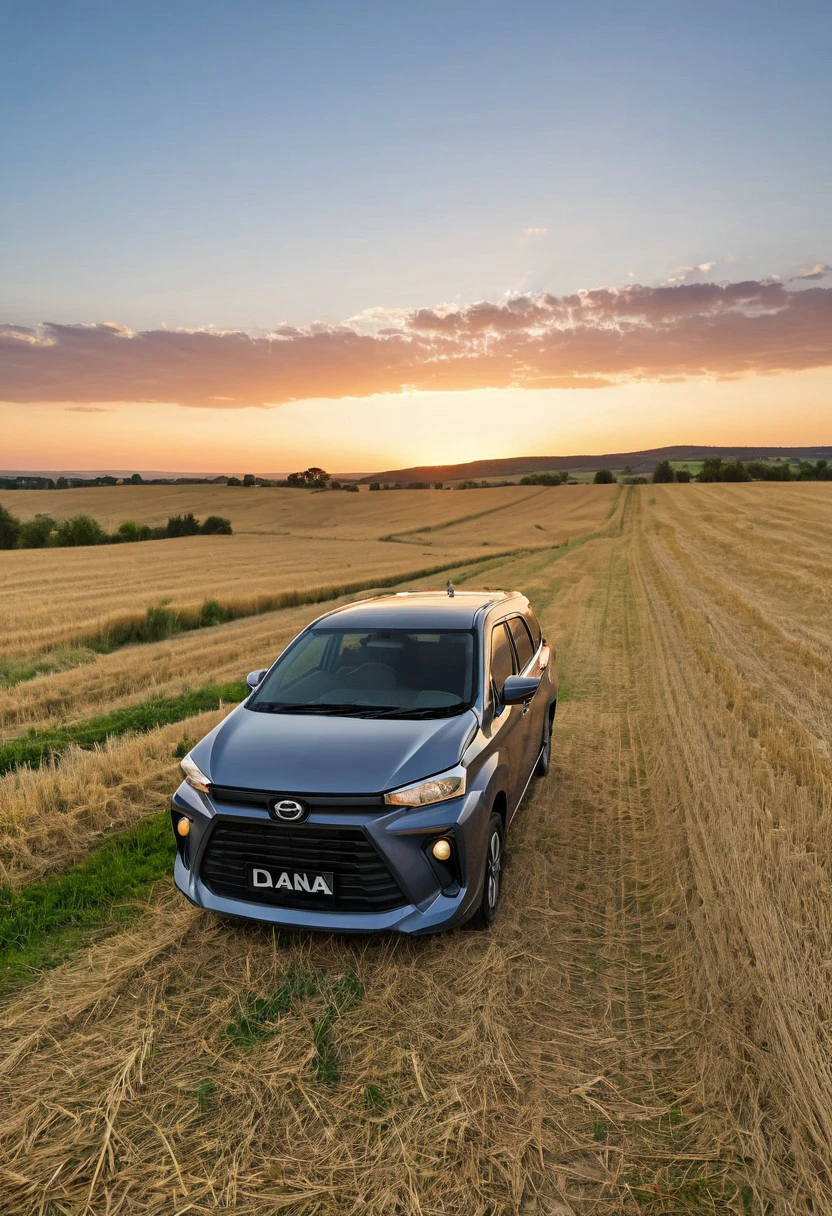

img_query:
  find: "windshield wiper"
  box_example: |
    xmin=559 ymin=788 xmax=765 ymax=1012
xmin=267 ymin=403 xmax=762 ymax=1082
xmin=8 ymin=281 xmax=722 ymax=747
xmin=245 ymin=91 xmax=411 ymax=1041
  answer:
xmin=365 ymin=705 xmax=465 ymax=719
xmin=250 ymin=702 xmax=394 ymax=716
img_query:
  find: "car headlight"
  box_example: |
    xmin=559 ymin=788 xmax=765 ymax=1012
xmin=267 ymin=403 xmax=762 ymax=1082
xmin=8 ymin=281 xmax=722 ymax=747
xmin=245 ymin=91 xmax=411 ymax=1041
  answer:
xmin=180 ymin=752 xmax=210 ymax=793
xmin=384 ymin=766 xmax=466 ymax=808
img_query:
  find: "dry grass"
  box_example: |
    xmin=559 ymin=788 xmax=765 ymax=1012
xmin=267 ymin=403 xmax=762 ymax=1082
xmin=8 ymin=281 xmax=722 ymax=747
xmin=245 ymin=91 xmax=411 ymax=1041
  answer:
xmin=0 ymin=484 xmax=615 ymax=656
xmin=1 ymin=482 xmax=830 ymax=1212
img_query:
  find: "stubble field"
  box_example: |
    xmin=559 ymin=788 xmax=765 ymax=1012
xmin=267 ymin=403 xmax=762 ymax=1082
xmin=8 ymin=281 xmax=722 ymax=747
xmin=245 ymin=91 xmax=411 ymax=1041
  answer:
xmin=0 ymin=481 xmax=830 ymax=1214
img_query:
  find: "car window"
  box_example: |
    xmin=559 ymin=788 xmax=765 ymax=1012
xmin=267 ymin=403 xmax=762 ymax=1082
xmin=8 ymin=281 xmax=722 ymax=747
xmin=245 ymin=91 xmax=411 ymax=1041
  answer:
xmin=508 ymin=616 xmax=535 ymax=671
xmin=490 ymin=623 xmax=516 ymax=691
xmin=525 ymin=609 xmax=541 ymax=646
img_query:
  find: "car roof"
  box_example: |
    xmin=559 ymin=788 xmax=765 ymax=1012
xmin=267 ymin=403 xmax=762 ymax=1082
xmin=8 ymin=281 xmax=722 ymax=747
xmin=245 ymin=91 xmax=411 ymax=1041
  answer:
xmin=311 ymin=590 xmax=524 ymax=631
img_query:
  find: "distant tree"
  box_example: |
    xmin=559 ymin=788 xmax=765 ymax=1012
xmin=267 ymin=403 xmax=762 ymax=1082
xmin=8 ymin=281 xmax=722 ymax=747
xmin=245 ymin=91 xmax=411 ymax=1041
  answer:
xmin=242 ymin=474 xmax=256 ymax=487
xmin=201 ymin=515 xmax=233 ymax=534
xmin=287 ymin=467 xmax=331 ymax=488
xmin=329 ymin=480 xmax=343 ymax=490
xmin=55 ymin=514 xmax=107 ymax=546
xmin=0 ymin=505 xmax=21 ymax=549
xmin=344 ymin=483 xmax=359 ymax=492
xmin=56 ymin=476 xmax=69 ymax=489
xmin=130 ymin=473 xmax=143 ymax=484
xmin=652 ymin=460 xmax=675 ymax=484
xmin=369 ymin=482 xmax=381 ymax=491
xmin=721 ymin=460 xmax=751 ymax=482
xmin=623 ymin=465 xmax=633 ymax=475
xmin=520 ymin=471 xmax=569 ymax=486
xmin=226 ymin=476 xmax=242 ymax=486
xmin=697 ymin=457 xmax=723 ymax=482
xmin=593 ymin=468 xmax=616 ymax=484
xmin=674 ymin=468 xmax=692 ymax=483
xmin=433 ymin=482 xmax=444 ymax=490
xmin=17 ymin=514 xmax=56 ymax=548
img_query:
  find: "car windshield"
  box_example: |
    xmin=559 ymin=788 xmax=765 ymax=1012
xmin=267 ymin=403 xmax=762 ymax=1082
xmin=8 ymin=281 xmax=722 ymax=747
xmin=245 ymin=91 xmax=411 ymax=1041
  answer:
xmin=249 ymin=627 xmax=476 ymax=717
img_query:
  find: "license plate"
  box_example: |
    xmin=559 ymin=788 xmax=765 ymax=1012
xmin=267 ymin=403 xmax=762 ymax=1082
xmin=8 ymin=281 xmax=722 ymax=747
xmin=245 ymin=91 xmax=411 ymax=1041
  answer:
xmin=247 ymin=864 xmax=335 ymax=897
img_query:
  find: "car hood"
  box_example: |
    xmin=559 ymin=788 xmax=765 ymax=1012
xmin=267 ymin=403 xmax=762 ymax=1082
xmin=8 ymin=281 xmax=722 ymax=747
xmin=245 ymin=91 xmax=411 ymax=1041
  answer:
xmin=192 ymin=704 xmax=478 ymax=795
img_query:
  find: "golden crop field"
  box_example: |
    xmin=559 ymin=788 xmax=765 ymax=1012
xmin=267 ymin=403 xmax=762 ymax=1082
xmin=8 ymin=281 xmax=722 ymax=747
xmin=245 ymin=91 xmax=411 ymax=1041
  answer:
xmin=0 ymin=484 xmax=615 ymax=656
xmin=1 ymin=481 xmax=831 ymax=1214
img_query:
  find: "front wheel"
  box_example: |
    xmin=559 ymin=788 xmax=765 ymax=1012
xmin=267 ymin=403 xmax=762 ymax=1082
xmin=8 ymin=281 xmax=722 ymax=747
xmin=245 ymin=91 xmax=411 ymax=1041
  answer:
xmin=468 ymin=813 xmax=504 ymax=930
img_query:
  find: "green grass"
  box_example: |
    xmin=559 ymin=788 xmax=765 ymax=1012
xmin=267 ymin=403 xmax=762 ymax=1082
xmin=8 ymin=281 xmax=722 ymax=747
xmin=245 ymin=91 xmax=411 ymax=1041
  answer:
xmin=0 ymin=681 xmax=247 ymax=775
xmin=224 ymin=970 xmax=320 ymax=1047
xmin=312 ymin=969 xmax=364 ymax=1083
xmin=0 ymin=645 xmax=98 ymax=689
xmin=224 ymin=967 xmax=364 ymax=1084
xmin=0 ymin=810 xmax=174 ymax=991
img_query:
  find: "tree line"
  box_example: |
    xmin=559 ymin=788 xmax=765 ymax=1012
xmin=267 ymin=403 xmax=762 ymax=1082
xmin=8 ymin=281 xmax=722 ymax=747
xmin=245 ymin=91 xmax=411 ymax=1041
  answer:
xmin=0 ymin=508 xmax=232 ymax=550
xmin=652 ymin=457 xmax=831 ymax=484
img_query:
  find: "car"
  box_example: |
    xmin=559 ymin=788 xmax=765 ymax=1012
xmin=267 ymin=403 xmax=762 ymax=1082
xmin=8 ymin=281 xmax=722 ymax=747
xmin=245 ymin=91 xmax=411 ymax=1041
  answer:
xmin=170 ymin=588 xmax=557 ymax=933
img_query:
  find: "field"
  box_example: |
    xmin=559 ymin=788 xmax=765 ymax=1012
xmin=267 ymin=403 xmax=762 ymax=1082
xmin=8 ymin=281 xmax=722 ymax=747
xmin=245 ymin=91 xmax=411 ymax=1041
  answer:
xmin=0 ymin=484 xmax=614 ymax=657
xmin=1 ymin=481 xmax=831 ymax=1213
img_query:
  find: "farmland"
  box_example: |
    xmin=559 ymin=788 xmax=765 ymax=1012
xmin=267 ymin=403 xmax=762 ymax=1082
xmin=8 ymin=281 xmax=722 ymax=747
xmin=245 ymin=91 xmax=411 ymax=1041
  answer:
xmin=0 ymin=481 xmax=831 ymax=1213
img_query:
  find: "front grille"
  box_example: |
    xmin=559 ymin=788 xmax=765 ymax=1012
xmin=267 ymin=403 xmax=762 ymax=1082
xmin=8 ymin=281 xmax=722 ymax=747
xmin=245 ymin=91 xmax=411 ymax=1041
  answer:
xmin=200 ymin=819 xmax=405 ymax=913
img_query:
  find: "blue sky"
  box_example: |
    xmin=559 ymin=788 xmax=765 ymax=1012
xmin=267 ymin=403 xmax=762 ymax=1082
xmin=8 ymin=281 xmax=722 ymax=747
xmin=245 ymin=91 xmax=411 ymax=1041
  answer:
xmin=3 ymin=0 xmax=830 ymax=329
xmin=1 ymin=0 xmax=830 ymax=470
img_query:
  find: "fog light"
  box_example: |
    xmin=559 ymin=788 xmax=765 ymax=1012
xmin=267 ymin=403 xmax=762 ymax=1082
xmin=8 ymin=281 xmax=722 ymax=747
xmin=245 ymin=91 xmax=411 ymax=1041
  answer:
xmin=176 ymin=817 xmax=191 ymax=838
xmin=432 ymin=838 xmax=452 ymax=862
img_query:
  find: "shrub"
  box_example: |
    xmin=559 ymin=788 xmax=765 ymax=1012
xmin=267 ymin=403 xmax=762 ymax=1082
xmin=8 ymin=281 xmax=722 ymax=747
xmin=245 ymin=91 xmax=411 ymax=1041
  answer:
xmin=0 ymin=505 xmax=21 ymax=549
xmin=115 ymin=520 xmax=142 ymax=542
xmin=166 ymin=513 xmax=201 ymax=537
xmin=593 ymin=468 xmax=616 ymax=484
xmin=18 ymin=514 xmax=57 ymax=548
xmin=344 ymin=484 xmax=359 ymax=493
xmin=369 ymin=482 xmax=381 ymax=491
xmin=54 ymin=514 xmax=107 ymax=546
xmin=520 ymin=472 xmax=569 ymax=486
xmin=675 ymin=469 xmax=692 ymax=483
xmin=201 ymin=515 xmax=233 ymax=535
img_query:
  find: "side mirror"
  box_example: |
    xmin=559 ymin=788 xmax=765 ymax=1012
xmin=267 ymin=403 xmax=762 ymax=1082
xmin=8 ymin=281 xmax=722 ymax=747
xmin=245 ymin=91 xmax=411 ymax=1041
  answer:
xmin=500 ymin=674 xmax=541 ymax=706
xmin=246 ymin=668 xmax=268 ymax=691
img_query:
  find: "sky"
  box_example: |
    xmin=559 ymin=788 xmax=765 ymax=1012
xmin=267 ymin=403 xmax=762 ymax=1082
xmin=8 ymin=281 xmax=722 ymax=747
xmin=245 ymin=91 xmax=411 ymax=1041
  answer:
xmin=1 ymin=0 xmax=830 ymax=474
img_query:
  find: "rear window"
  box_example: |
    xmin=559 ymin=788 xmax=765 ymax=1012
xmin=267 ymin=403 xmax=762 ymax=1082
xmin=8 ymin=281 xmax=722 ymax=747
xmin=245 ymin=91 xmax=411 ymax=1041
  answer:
xmin=525 ymin=609 xmax=541 ymax=646
xmin=490 ymin=623 xmax=516 ymax=690
xmin=508 ymin=617 xmax=535 ymax=670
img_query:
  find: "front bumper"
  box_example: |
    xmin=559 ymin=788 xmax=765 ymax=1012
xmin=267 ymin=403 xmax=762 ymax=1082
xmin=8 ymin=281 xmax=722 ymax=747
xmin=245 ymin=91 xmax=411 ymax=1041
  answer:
xmin=171 ymin=781 xmax=492 ymax=934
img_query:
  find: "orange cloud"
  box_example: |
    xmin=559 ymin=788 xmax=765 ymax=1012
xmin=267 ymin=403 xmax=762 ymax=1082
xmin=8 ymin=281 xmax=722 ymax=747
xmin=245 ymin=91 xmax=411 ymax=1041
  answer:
xmin=2 ymin=279 xmax=831 ymax=409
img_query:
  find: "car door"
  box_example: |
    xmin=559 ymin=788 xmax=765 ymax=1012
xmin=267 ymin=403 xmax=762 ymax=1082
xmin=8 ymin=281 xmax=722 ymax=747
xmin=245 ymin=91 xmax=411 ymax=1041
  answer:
xmin=506 ymin=614 xmax=545 ymax=785
xmin=487 ymin=620 xmax=527 ymax=811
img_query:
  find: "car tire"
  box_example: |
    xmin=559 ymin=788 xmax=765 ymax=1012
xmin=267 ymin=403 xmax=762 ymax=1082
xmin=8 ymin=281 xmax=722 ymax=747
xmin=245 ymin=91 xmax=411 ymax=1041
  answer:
xmin=469 ymin=812 xmax=504 ymax=930
xmin=535 ymin=707 xmax=554 ymax=777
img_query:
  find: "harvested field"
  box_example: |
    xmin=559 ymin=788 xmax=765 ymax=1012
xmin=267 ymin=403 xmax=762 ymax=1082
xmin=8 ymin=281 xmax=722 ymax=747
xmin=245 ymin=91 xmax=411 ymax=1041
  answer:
xmin=1 ymin=482 xmax=830 ymax=1213
xmin=0 ymin=484 xmax=615 ymax=657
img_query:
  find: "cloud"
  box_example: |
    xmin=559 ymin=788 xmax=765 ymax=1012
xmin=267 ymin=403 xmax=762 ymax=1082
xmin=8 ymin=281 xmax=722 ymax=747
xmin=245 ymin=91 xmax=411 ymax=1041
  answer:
xmin=667 ymin=262 xmax=716 ymax=283
xmin=65 ymin=404 xmax=112 ymax=413
xmin=796 ymin=263 xmax=832 ymax=280
xmin=2 ymin=278 xmax=832 ymax=409
xmin=521 ymin=226 xmax=548 ymax=238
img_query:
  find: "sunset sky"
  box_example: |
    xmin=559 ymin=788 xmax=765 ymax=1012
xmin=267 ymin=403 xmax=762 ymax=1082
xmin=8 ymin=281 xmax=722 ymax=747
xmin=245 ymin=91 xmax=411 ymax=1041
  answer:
xmin=2 ymin=0 xmax=830 ymax=474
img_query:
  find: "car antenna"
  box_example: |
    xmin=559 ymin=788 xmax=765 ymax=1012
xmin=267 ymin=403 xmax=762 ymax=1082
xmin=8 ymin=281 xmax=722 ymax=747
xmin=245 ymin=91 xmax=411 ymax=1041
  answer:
xmin=446 ymin=579 xmax=455 ymax=597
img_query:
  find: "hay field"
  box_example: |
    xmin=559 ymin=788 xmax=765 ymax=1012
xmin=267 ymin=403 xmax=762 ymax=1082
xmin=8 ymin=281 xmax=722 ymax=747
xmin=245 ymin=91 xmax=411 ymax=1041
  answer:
xmin=0 ymin=484 xmax=615 ymax=656
xmin=1 ymin=482 xmax=831 ymax=1213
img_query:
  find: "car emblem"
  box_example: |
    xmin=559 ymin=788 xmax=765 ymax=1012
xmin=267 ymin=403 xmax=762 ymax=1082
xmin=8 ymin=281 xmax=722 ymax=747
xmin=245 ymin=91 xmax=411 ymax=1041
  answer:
xmin=269 ymin=797 xmax=307 ymax=822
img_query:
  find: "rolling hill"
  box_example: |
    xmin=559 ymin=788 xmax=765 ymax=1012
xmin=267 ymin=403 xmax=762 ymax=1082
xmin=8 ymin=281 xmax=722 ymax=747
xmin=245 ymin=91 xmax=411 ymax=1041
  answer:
xmin=361 ymin=444 xmax=832 ymax=484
